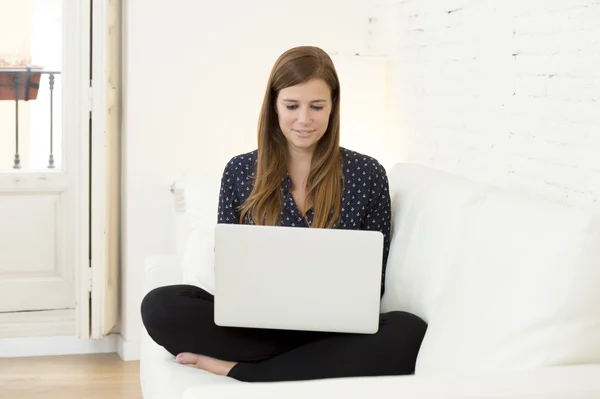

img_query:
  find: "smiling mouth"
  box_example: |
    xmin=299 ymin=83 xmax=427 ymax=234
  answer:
xmin=294 ymin=130 xmax=314 ymax=137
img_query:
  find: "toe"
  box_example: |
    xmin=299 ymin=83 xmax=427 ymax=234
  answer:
xmin=176 ymin=352 xmax=199 ymax=365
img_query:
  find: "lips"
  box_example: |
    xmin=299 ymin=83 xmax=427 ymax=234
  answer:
xmin=294 ymin=130 xmax=314 ymax=137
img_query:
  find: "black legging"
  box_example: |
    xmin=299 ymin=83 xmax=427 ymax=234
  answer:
xmin=141 ymin=284 xmax=427 ymax=383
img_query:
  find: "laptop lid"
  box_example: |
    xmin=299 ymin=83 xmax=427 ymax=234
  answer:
xmin=213 ymin=224 xmax=383 ymax=334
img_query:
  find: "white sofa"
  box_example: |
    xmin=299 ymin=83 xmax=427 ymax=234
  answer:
xmin=140 ymin=162 xmax=600 ymax=399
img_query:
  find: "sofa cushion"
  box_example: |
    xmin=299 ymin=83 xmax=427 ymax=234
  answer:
xmin=140 ymin=329 xmax=239 ymax=399
xmin=183 ymin=364 xmax=600 ymax=399
xmin=181 ymin=173 xmax=221 ymax=230
xmin=415 ymin=187 xmax=600 ymax=374
xmin=178 ymin=174 xmax=221 ymax=293
xmin=181 ymin=227 xmax=216 ymax=294
xmin=381 ymin=163 xmax=487 ymax=321
xmin=141 ymin=251 xmax=239 ymax=399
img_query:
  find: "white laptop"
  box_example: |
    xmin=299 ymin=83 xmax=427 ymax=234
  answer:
xmin=213 ymin=224 xmax=384 ymax=334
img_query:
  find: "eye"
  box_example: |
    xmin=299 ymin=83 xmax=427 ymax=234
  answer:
xmin=284 ymin=104 xmax=324 ymax=111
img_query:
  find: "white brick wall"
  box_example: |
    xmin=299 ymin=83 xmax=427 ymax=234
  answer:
xmin=381 ymin=0 xmax=600 ymax=212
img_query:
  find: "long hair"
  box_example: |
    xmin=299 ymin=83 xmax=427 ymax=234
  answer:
xmin=238 ymin=46 xmax=343 ymax=228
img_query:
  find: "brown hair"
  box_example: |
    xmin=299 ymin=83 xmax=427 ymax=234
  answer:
xmin=238 ymin=46 xmax=343 ymax=228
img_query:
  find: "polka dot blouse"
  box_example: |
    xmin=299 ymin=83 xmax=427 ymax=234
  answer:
xmin=217 ymin=147 xmax=392 ymax=296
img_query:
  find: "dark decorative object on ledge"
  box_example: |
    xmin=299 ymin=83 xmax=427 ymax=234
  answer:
xmin=0 ymin=65 xmax=43 ymax=100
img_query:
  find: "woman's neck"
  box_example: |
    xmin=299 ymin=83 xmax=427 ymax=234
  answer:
xmin=286 ymin=146 xmax=314 ymax=193
xmin=287 ymin=145 xmax=313 ymax=175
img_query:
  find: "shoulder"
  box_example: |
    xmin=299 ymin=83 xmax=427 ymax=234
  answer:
xmin=221 ymin=150 xmax=257 ymax=199
xmin=339 ymin=147 xmax=388 ymax=180
xmin=223 ymin=150 xmax=258 ymax=176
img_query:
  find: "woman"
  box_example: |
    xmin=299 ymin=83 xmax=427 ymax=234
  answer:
xmin=141 ymin=46 xmax=427 ymax=382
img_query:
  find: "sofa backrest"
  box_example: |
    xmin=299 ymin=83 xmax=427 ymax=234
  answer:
xmin=381 ymin=163 xmax=488 ymax=318
xmin=381 ymin=163 xmax=600 ymax=373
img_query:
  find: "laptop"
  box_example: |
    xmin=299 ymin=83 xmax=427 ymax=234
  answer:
xmin=213 ymin=224 xmax=384 ymax=334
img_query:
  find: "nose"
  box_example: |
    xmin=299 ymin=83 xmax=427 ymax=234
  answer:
xmin=297 ymin=106 xmax=312 ymax=126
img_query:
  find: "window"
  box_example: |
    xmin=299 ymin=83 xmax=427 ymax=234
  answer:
xmin=0 ymin=0 xmax=63 ymax=170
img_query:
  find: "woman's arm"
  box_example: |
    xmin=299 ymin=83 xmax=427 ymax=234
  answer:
xmin=362 ymin=161 xmax=392 ymax=297
xmin=217 ymin=159 xmax=241 ymax=225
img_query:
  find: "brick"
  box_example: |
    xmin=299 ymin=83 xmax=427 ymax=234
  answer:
xmin=377 ymin=0 xmax=600 ymax=213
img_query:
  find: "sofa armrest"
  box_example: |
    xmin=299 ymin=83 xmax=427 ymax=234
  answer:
xmin=143 ymin=253 xmax=182 ymax=294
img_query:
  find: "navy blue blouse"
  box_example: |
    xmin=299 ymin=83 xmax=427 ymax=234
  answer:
xmin=217 ymin=147 xmax=392 ymax=296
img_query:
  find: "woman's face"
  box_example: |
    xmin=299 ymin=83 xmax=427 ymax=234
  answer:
xmin=275 ymin=78 xmax=332 ymax=155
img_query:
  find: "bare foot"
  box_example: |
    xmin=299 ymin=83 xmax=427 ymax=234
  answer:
xmin=176 ymin=352 xmax=237 ymax=376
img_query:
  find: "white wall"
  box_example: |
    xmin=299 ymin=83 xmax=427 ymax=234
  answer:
xmin=123 ymin=0 xmax=600 ymax=358
xmin=122 ymin=0 xmax=386 ymax=352
xmin=384 ymin=0 xmax=600 ymax=212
